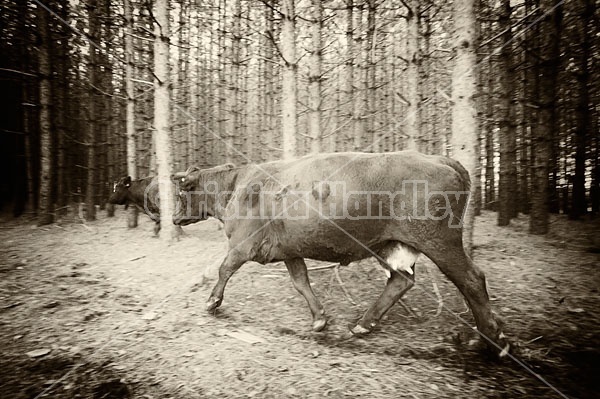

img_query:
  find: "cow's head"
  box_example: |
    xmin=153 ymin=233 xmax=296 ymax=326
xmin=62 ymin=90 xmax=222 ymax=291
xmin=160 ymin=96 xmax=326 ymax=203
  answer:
xmin=172 ymin=164 xmax=235 ymax=226
xmin=172 ymin=166 xmax=206 ymax=226
xmin=108 ymin=176 xmax=132 ymax=205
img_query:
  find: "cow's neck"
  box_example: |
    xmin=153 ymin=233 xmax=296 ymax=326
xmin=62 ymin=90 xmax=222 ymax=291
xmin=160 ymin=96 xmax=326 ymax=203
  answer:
xmin=202 ymin=169 xmax=239 ymax=221
xmin=128 ymin=177 xmax=152 ymax=204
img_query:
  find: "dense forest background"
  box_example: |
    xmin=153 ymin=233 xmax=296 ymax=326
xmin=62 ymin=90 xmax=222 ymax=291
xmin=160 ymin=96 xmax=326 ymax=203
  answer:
xmin=0 ymin=0 xmax=598 ymax=236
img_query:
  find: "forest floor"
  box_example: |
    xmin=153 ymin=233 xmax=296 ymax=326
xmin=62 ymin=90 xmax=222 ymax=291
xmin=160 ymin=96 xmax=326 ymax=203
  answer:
xmin=0 ymin=209 xmax=598 ymax=399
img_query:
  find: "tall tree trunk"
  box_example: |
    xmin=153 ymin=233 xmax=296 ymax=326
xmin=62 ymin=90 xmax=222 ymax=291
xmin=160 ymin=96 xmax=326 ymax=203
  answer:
xmin=86 ymin=0 xmax=99 ymax=222
xmin=37 ymin=5 xmax=54 ymax=225
xmin=263 ymin=3 xmax=276 ymax=161
xmin=308 ymin=0 xmax=323 ymax=153
xmin=569 ymin=0 xmax=592 ymax=219
xmin=497 ymin=0 xmax=517 ymax=226
xmin=102 ymin=0 xmax=115 ymax=216
xmin=420 ymin=6 xmax=432 ymax=154
xmin=451 ymin=0 xmax=479 ymax=254
xmin=484 ymin=39 xmax=495 ymax=210
xmin=592 ymin=130 xmax=599 ymax=215
xmin=124 ymin=0 xmax=138 ymax=227
xmin=53 ymin=0 xmax=69 ymax=217
xmin=526 ymin=1 xmax=542 ymax=214
xmin=364 ymin=0 xmax=377 ymax=150
xmin=530 ymin=0 xmax=561 ymax=234
xmin=230 ymin=0 xmax=242 ymax=162
xmin=405 ymin=0 xmax=419 ymax=151
xmin=343 ymin=0 xmax=354 ymax=153
xmin=153 ymin=0 xmax=178 ymax=240
xmin=281 ymin=0 xmax=297 ymax=160
xmin=352 ymin=3 xmax=364 ymax=150
xmin=218 ymin=0 xmax=229 ymax=163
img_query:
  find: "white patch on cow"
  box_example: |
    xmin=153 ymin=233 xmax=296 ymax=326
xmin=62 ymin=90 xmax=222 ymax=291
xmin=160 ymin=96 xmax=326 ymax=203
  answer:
xmin=113 ymin=182 xmax=117 ymax=193
xmin=383 ymin=242 xmax=419 ymax=275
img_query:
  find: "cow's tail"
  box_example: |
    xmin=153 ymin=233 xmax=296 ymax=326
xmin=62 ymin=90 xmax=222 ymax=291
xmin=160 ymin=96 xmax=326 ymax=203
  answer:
xmin=438 ymin=157 xmax=472 ymax=228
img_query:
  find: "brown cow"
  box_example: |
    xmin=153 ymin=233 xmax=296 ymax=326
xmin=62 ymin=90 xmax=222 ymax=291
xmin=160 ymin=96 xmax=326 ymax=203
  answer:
xmin=173 ymin=151 xmax=510 ymax=356
xmin=108 ymin=166 xmax=209 ymax=236
xmin=109 ymin=175 xmax=161 ymax=235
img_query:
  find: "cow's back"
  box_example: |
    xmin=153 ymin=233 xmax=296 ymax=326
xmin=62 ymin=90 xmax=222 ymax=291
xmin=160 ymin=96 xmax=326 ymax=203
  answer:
xmin=223 ymin=152 xmax=469 ymax=263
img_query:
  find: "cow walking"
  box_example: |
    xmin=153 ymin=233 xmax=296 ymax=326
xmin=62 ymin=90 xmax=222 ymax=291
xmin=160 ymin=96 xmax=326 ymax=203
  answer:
xmin=108 ymin=175 xmax=161 ymax=235
xmin=173 ymin=151 xmax=510 ymax=356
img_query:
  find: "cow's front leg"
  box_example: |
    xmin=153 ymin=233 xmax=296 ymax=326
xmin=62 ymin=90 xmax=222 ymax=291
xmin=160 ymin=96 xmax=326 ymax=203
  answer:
xmin=351 ymin=266 xmax=415 ymax=336
xmin=207 ymin=250 xmax=246 ymax=312
xmin=284 ymin=258 xmax=327 ymax=332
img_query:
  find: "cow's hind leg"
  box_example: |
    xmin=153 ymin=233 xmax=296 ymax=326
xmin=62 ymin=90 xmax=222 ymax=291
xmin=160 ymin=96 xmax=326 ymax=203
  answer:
xmin=153 ymin=221 xmax=161 ymax=236
xmin=428 ymin=244 xmax=510 ymax=356
xmin=351 ymin=266 xmax=415 ymax=335
xmin=206 ymin=250 xmax=246 ymax=312
xmin=284 ymin=258 xmax=327 ymax=332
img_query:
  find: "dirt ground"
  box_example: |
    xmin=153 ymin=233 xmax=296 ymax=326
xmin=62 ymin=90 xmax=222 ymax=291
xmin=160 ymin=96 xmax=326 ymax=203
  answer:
xmin=0 ymin=209 xmax=598 ymax=399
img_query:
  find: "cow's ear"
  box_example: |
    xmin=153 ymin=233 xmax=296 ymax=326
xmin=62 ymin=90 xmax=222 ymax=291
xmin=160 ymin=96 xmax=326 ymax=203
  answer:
xmin=171 ymin=172 xmax=185 ymax=183
xmin=124 ymin=176 xmax=132 ymax=187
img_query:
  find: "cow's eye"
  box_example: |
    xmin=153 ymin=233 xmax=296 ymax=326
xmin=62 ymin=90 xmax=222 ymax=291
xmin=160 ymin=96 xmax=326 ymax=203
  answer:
xmin=181 ymin=177 xmax=185 ymax=182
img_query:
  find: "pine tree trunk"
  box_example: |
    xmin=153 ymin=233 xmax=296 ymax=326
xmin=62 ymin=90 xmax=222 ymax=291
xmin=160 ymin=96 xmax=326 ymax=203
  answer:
xmin=37 ymin=5 xmax=54 ymax=225
xmin=526 ymin=2 xmax=543 ymax=214
xmin=53 ymin=0 xmax=69 ymax=217
xmin=497 ymin=0 xmax=517 ymax=226
xmin=569 ymin=0 xmax=592 ymax=219
xmin=153 ymin=0 xmax=178 ymax=240
xmin=365 ymin=0 xmax=377 ymax=150
xmin=218 ymin=0 xmax=230 ymax=163
xmin=124 ymin=0 xmax=138 ymax=227
xmin=451 ymin=0 xmax=479 ymax=254
xmin=343 ymin=0 xmax=354 ymax=153
xmin=405 ymin=0 xmax=419 ymax=151
xmin=101 ymin=0 xmax=114 ymax=215
xmin=86 ymin=0 xmax=99 ymax=222
xmin=484 ymin=42 xmax=495 ymax=210
xmin=308 ymin=0 xmax=323 ymax=153
xmin=592 ymin=132 xmax=599 ymax=215
xmin=420 ymin=7 xmax=432 ymax=154
xmin=263 ymin=3 xmax=275 ymax=161
xmin=281 ymin=0 xmax=297 ymax=160
xmin=352 ymin=4 xmax=364 ymax=150
xmin=530 ymin=0 xmax=561 ymax=234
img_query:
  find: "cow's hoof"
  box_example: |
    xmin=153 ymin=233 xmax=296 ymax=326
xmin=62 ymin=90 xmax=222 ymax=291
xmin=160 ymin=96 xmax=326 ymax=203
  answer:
xmin=496 ymin=332 xmax=512 ymax=359
xmin=312 ymin=318 xmax=327 ymax=332
xmin=206 ymin=296 xmax=222 ymax=312
xmin=349 ymin=323 xmax=372 ymax=337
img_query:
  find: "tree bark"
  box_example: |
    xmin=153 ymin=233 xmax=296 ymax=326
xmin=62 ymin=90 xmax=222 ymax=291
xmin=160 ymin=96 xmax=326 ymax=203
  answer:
xmin=497 ymin=0 xmax=517 ymax=226
xmin=281 ymin=0 xmax=297 ymax=160
xmin=352 ymin=3 xmax=365 ymax=150
xmin=569 ymin=0 xmax=593 ymax=219
xmin=85 ymin=0 xmax=99 ymax=222
xmin=53 ymin=0 xmax=69 ymax=217
xmin=530 ymin=0 xmax=561 ymax=234
xmin=484 ymin=41 xmax=495 ymax=210
xmin=124 ymin=0 xmax=138 ymax=227
xmin=37 ymin=5 xmax=54 ymax=225
xmin=308 ymin=0 xmax=323 ymax=153
xmin=364 ymin=0 xmax=377 ymax=151
xmin=343 ymin=0 xmax=354 ymax=153
xmin=451 ymin=0 xmax=480 ymax=254
xmin=153 ymin=0 xmax=178 ymax=240
xmin=262 ymin=3 xmax=276 ymax=161
xmin=405 ymin=0 xmax=419 ymax=151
